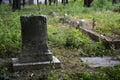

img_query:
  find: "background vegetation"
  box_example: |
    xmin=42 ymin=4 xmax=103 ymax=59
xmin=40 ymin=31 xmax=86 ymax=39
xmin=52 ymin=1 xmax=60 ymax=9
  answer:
xmin=0 ymin=0 xmax=120 ymax=79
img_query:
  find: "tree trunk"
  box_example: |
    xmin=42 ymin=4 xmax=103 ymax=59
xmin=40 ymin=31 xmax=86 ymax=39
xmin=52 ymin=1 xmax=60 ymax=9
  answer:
xmin=62 ymin=0 xmax=64 ymax=4
xmin=37 ymin=0 xmax=40 ymax=10
xmin=84 ymin=0 xmax=93 ymax=7
xmin=0 ymin=0 xmax=2 ymax=4
xmin=62 ymin=0 xmax=68 ymax=5
xmin=12 ymin=0 xmax=21 ymax=11
xmin=22 ymin=0 xmax=25 ymax=7
xmin=45 ymin=0 xmax=47 ymax=5
xmin=66 ymin=0 xmax=68 ymax=4
xmin=53 ymin=0 xmax=58 ymax=6
xmin=74 ymin=0 xmax=76 ymax=2
xmin=9 ymin=0 xmax=12 ymax=4
xmin=112 ymin=0 xmax=119 ymax=4
xmin=29 ymin=0 xmax=34 ymax=4
xmin=49 ymin=0 xmax=52 ymax=5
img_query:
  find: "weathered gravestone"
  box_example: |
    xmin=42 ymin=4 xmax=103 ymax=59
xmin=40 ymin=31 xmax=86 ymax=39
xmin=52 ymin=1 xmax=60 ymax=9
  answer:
xmin=12 ymin=15 xmax=60 ymax=71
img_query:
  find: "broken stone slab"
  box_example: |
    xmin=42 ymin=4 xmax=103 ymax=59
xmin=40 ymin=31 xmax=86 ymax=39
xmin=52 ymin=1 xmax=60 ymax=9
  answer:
xmin=79 ymin=27 xmax=120 ymax=49
xmin=80 ymin=56 xmax=120 ymax=68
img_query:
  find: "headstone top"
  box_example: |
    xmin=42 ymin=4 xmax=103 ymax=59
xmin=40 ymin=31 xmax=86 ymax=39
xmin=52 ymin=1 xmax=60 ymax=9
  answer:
xmin=20 ymin=15 xmax=47 ymax=23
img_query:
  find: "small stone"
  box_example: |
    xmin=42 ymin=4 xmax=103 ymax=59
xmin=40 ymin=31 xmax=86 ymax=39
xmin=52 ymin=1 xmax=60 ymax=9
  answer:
xmin=64 ymin=13 xmax=68 ymax=17
xmin=79 ymin=19 xmax=86 ymax=27
xmin=48 ymin=11 xmax=56 ymax=17
xmin=59 ymin=16 xmax=64 ymax=23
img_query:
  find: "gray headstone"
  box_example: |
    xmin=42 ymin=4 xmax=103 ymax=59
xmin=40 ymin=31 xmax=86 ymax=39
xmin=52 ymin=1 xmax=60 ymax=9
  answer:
xmin=12 ymin=15 xmax=60 ymax=71
xmin=19 ymin=15 xmax=52 ymax=63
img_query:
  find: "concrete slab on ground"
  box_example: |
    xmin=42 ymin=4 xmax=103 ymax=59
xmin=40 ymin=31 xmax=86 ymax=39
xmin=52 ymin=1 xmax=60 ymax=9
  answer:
xmin=80 ymin=56 xmax=120 ymax=68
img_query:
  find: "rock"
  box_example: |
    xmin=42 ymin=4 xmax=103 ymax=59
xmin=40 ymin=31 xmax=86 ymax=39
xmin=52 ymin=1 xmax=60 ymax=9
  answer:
xmin=48 ymin=11 xmax=56 ymax=17
xmin=69 ymin=21 xmax=79 ymax=28
xmin=79 ymin=19 xmax=86 ymax=27
xmin=59 ymin=16 xmax=65 ymax=23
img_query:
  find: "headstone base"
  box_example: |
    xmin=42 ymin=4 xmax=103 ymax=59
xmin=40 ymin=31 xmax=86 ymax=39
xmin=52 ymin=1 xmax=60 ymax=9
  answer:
xmin=12 ymin=56 xmax=60 ymax=71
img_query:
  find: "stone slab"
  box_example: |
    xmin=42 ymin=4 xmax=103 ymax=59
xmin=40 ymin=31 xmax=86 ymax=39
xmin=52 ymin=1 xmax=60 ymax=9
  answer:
xmin=12 ymin=56 xmax=61 ymax=71
xmin=80 ymin=56 xmax=120 ymax=68
xmin=79 ymin=27 xmax=120 ymax=49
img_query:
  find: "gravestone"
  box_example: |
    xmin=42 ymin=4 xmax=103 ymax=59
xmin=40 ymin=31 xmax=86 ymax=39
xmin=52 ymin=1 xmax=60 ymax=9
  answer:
xmin=12 ymin=15 xmax=60 ymax=71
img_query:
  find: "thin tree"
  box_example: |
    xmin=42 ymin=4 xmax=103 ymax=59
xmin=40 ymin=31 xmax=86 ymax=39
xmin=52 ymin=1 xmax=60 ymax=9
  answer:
xmin=37 ymin=0 xmax=40 ymax=10
xmin=84 ymin=0 xmax=93 ymax=7
xmin=22 ymin=0 xmax=25 ymax=7
xmin=49 ymin=0 xmax=52 ymax=5
xmin=9 ymin=0 xmax=12 ymax=4
xmin=0 ymin=0 xmax=2 ymax=4
xmin=45 ymin=0 xmax=47 ymax=5
xmin=74 ymin=0 xmax=76 ymax=2
xmin=62 ymin=0 xmax=69 ymax=6
xmin=53 ymin=0 xmax=58 ymax=6
xmin=12 ymin=0 xmax=21 ymax=11
xmin=112 ymin=0 xmax=119 ymax=4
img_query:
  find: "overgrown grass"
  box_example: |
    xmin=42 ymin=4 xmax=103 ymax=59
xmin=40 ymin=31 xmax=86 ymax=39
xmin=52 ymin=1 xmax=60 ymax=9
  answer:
xmin=48 ymin=25 xmax=90 ymax=48
xmin=0 ymin=1 xmax=120 ymax=79
xmin=1 ymin=65 xmax=120 ymax=80
xmin=0 ymin=0 xmax=118 ymax=57
xmin=48 ymin=65 xmax=120 ymax=80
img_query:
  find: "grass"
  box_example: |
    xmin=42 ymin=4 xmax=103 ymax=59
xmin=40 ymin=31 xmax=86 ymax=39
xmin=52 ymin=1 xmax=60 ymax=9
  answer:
xmin=0 ymin=0 xmax=120 ymax=79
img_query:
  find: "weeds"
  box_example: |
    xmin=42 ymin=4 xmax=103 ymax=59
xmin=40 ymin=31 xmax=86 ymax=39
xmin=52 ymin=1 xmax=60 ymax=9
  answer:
xmin=0 ymin=1 xmax=120 ymax=80
xmin=48 ymin=25 xmax=90 ymax=49
xmin=47 ymin=65 xmax=120 ymax=80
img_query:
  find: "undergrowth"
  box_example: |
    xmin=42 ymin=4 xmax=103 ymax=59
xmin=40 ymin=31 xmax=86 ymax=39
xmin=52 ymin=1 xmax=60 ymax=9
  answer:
xmin=0 ymin=1 xmax=118 ymax=57
xmin=48 ymin=65 xmax=120 ymax=80
xmin=0 ymin=1 xmax=120 ymax=80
